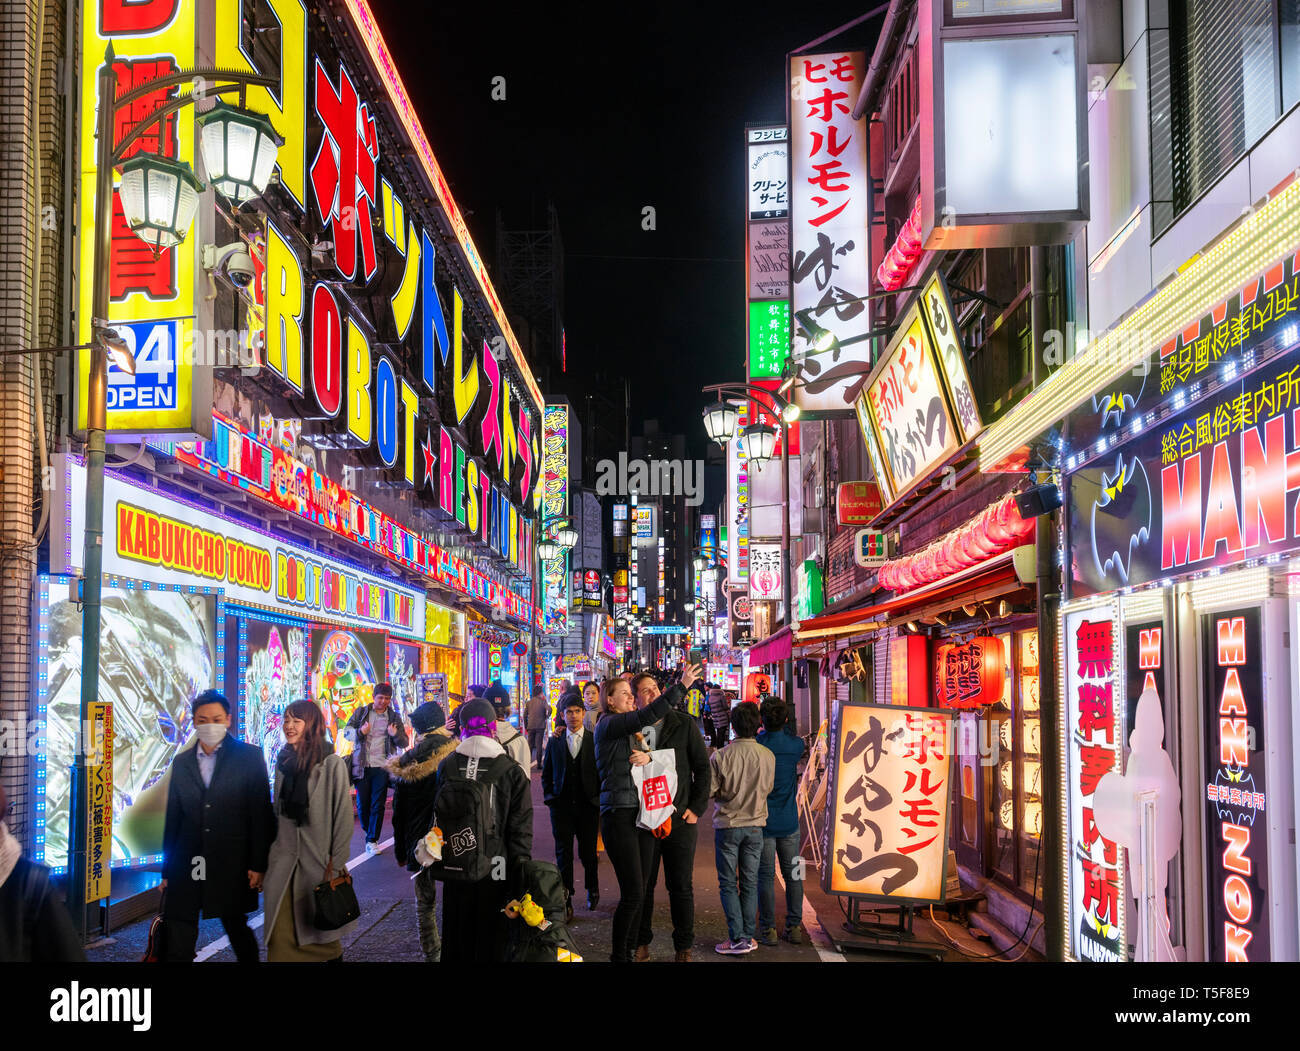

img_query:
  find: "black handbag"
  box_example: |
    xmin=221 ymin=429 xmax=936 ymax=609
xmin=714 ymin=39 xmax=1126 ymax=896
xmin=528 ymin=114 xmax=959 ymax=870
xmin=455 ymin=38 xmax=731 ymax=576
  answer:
xmin=312 ymin=859 xmax=360 ymax=931
xmin=142 ymin=889 xmax=167 ymax=962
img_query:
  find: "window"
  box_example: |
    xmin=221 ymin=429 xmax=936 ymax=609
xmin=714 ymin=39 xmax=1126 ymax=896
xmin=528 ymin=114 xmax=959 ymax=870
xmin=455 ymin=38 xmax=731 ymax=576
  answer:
xmin=1153 ymin=0 xmax=1297 ymax=234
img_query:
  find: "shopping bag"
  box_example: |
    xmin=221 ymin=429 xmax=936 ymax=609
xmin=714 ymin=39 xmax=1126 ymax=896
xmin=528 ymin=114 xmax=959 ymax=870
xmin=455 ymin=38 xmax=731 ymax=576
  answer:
xmin=631 ymin=747 xmax=678 ymax=833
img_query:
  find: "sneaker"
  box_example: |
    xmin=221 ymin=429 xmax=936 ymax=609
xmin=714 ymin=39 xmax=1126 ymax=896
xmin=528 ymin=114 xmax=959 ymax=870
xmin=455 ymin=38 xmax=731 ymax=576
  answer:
xmin=364 ymin=842 xmax=376 ymax=857
xmin=714 ymin=938 xmax=756 ymax=955
xmin=758 ymin=927 xmax=779 ymax=946
xmin=784 ymin=924 xmax=805 ymax=945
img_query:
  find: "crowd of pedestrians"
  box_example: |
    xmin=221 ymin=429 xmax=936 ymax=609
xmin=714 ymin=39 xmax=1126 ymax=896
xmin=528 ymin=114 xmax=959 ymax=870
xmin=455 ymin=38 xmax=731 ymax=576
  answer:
xmin=0 ymin=668 xmax=810 ymax=964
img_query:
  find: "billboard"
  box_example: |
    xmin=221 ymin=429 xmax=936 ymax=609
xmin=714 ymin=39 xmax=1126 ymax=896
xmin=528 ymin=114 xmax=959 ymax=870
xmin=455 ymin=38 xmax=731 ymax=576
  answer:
xmin=821 ymin=702 xmax=953 ymax=903
xmin=746 ymin=126 xmax=788 ymax=219
xmin=749 ymin=543 xmax=783 ymax=601
xmin=542 ymin=404 xmax=570 ymax=635
xmin=239 ymin=615 xmax=309 ymax=780
xmin=788 ymin=52 xmax=871 ymax=415
xmin=727 ymin=406 xmax=750 ymax=586
xmin=310 ymin=626 xmax=388 ymax=743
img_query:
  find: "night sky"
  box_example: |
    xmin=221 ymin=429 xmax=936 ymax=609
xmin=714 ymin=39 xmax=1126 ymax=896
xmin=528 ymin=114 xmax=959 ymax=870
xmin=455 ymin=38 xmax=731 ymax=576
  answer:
xmin=368 ymin=1 xmax=878 ymax=448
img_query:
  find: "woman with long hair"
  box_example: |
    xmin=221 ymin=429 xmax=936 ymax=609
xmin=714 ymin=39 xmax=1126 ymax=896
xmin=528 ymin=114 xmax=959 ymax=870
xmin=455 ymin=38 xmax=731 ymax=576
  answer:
xmin=263 ymin=700 xmax=357 ymax=961
xmin=592 ymin=663 xmax=701 ymax=962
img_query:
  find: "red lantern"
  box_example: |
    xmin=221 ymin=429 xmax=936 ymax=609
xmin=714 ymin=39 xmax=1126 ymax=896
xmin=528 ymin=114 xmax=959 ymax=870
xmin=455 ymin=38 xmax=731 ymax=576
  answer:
xmin=744 ymin=672 xmax=772 ymax=704
xmin=934 ymin=635 xmax=1006 ymax=709
xmin=933 ymin=643 xmax=953 ymax=706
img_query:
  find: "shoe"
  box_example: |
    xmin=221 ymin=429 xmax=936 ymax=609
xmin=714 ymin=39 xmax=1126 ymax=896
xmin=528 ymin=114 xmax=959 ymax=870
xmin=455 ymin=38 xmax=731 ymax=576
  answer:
xmin=784 ymin=924 xmax=804 ymax=945
xmin=714 ymin=939 xmax=756 ymax=955
xmin=634 ymin=944 xmax=650 ymax=962
xmin=364 ymin=842 xmax=376 ymax=857
xmin=758 ymin=927 xmax=779 ymax=946
xmin=587 ymin=891 xmax=600 ymax=910
xmin=674 ymin=950 xmax=692 ymax=963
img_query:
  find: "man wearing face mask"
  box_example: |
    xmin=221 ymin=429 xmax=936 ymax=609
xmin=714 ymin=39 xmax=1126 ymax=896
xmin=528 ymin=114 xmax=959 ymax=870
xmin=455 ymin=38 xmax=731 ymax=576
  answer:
xmin=160 ymin=690 xmax=276 ymax=962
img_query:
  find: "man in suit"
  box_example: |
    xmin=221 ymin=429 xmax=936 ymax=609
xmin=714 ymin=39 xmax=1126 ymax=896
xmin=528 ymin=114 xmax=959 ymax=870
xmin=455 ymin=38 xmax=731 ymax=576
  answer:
xmin=160 ymin=690 xmax=275 ymax=962
xmin=542 ymin=694 xmax=601 ymax=920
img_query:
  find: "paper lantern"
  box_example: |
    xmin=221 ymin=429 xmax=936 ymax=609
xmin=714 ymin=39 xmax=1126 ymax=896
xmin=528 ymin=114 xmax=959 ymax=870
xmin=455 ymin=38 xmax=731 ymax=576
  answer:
xmin=934 ymin=635 xmax=1006 ymax=709
xmin=933 ymin=644 xmax=953 ymax=706
xmin=744 ymin=672 xmax=772 ymax=704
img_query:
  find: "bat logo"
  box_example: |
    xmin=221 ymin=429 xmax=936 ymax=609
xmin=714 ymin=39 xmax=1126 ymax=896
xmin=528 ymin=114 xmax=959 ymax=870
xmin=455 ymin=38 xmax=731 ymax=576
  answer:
xmin=1090 ymin=453 xmax=1152 ymax=585
xmin=1091 ymin=368 xmax=1145 ymax=431
xmin=1211 ymin=769 xmax=1259 ymax=827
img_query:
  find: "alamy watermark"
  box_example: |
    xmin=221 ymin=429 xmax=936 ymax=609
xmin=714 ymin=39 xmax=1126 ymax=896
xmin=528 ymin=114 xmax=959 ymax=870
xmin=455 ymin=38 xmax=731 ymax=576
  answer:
xmin=595 ymin=452 xmax=703 ymax=506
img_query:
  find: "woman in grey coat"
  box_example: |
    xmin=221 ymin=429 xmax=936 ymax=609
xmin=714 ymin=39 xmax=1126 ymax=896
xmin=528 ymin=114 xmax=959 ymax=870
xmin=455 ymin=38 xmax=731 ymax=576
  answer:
xmin=263 ymin=700 xmax=357 ymax=961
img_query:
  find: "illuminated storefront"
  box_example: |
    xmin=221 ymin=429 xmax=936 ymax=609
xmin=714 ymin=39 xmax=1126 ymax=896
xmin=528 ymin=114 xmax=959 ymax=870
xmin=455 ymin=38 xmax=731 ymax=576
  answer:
xmin=1047 ymin=197 xmax=1300 ymax=962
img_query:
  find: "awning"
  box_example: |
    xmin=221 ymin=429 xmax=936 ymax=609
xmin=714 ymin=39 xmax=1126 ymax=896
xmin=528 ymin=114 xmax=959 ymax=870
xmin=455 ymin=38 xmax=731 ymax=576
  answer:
xmin=794 ymin=545 xmax=1035 ymax=642
xmin=747 ymin=625 xmax=794 ymax=666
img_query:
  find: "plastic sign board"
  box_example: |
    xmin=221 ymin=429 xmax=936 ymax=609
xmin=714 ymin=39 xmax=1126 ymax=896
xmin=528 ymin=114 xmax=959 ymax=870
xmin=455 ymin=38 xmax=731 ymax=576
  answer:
xmin=854 ymin=529 xmax=890 ymax=568
xmin=837 ymin=481 xmax=883 ymax=526
xmin=822 ymin=701 xmax=953 ymax=903
xmin=85 ymin=702 xmax=113 ymax=903
xmin=749 ymin=544 xmax=783 ymax=602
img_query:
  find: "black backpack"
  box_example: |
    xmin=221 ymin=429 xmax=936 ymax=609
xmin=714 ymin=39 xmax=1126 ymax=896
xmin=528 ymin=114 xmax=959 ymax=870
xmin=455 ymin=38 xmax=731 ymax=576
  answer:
xmin=426 ymin=753 xmax=511 ymax=882
xmin=506 ymin=859 xmax=584 ymax=963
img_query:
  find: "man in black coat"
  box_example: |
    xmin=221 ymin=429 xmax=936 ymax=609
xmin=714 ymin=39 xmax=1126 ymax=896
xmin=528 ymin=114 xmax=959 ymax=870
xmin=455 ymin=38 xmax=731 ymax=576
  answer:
xmin=542 ymin=694 xmax=601 ymax=917
xmin=160 ymin=690 xmax=275 ymax=962
xmin=631 ymin=672 xmax=711 ymax=962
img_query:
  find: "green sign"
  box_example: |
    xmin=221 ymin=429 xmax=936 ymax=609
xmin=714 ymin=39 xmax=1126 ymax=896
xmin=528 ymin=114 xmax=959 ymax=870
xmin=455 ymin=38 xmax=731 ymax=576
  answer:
xmin=795 ymin=558 xmax=824 ymax=620
xmin=749 ymin=300 xmax=791 ymax=379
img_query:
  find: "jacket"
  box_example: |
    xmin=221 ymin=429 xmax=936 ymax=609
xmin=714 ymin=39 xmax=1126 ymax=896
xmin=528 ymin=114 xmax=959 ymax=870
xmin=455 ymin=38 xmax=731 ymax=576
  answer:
xmin=160 ymin=735 xmax=276 ymax=921
xmin=497 ymin=723 xmax=531 ymax=778
xmin=525 ymin=695 xmax=550 ymax=731
xmin=709 ymin=738 xmax=775 ymax=829
xmin=757 ymin=728 xmax=806 ymax=838
xmin=707 ymin=690 xmax=731 ymax=742
xmin=263 ymin=753 xmax=357 ymax=947
xmin=593 ymin=688 xmax=678 ymax=813
xmin=541 ymin=726 xmax=599 ymax=808
xmin=436 ymin=736 xmax=533 ymax=881
xmin=344 ymin=703 xmax=409 ymax=780
xmin=0 ymin=825 xmax=85 ymax=963
xmin=641 ymin=707 xmax=710 ymax=818
xmin=388 ymin=728 xmax=458 ymax=873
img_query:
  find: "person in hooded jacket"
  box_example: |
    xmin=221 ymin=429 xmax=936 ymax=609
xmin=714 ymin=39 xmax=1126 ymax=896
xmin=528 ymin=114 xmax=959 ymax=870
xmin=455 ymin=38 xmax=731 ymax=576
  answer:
xmin=0 ymin=783 xmax=85 ymax=962
xmin=594 ymin=662 xmax=701 ymax=963
xmin=388 ymin=701 xmax=458 ymax=962
xmin=436 ymin=697 xmax=533 ymax=963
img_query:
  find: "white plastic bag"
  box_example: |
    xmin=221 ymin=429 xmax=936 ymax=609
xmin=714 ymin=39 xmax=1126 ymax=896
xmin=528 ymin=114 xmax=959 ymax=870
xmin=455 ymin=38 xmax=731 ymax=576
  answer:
xmin=631 ymin=748 xmax=678 ymax=832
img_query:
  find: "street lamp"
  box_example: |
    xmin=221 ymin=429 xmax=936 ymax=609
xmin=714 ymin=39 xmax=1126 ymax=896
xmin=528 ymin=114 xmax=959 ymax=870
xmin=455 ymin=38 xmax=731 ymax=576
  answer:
xmin=702 ymin=400 xmax=740 ymax=445
xmin=537 ymin=538 xmax=561 ymax=562
xmin=692 ymin=554 xmax=707 ymax=573
xmin=196 ymin=100 xmax=283 ymax=204
xmin=739 ymin=421 xmax=777 ymax=465
xmin=555 ymin=525 xmax=579 ymax=550
xmin=68 ymin=45 xmax=282 ymax=941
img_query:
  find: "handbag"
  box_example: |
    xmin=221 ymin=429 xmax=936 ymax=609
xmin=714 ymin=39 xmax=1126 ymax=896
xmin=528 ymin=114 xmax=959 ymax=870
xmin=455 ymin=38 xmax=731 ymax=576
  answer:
xmin=313 ymin=859 xmax=360 ymax=931
xmin=630 ymin=733 xmax=678 ymax=834
xmin=142 ymin=889 xmax=167 ymax=962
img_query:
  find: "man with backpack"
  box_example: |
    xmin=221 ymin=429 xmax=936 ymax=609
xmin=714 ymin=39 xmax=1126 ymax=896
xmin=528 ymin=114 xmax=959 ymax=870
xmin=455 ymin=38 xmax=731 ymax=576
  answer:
xmin=426 ymin=697 xmax=532 ymax=963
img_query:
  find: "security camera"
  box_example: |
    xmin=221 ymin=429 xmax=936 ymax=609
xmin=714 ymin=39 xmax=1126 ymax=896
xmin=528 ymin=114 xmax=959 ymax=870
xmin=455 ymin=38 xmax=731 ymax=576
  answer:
xmin=202 ymin=242 xmax=257 ymax=290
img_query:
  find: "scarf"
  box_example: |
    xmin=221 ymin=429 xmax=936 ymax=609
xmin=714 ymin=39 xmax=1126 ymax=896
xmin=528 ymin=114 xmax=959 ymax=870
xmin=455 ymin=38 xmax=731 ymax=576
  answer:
xmin=0 ymin=821 xmax=20 ymax=891
xmin=276 ymin=745 xmax=313 ymax=825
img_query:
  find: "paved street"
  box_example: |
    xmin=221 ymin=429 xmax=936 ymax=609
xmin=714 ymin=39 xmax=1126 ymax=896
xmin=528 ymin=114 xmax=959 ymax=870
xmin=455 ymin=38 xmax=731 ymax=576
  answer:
xmin=86 ymin=760 xmax=981 ymax=964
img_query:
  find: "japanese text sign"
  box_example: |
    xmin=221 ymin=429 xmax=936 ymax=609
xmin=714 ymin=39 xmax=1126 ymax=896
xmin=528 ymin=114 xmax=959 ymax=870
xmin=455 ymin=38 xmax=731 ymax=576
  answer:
xmin=789 ymin=51 xmax=870 ymax=415
xmin=85 ymin=702 xmax=114 ymax=903
xmin=1064 ymin=603 xmax=1126 ymax=961
xmin=747 ymin=126 xmax=789 ymax=219
xmin=823 ymin=702 xmax=953 ymax=902
xmin=749 ymin=543 xmax=783 ymax=601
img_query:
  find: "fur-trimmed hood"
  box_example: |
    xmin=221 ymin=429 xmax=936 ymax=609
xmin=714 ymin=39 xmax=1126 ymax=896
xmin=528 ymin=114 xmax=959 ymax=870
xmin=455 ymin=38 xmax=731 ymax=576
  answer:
xmin=388 ymin=728 xmax=456 ymax=783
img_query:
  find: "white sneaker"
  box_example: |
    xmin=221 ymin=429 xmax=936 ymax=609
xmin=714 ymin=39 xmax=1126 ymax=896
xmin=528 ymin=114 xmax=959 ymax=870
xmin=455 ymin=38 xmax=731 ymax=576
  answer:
xmin=364 ymin=842 xmax=376 ymax=856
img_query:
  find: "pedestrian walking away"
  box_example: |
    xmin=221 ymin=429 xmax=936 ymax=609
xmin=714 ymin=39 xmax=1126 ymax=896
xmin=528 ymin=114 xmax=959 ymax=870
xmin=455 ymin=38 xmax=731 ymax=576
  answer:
xmin=487 ymin=682 xmax=532 ymax=777
xmin=388 ymin=701 xmax=458 ymax=962
xmin=756 ymin=698 xmax=808 ymax=946
xmin=343 ymin=682 xmax=408 ymax=854
xmin=429 ymin=697 xmax=533 ymax=963
xmin=594 ymin=662 xmax=701 ymax=963
xmin=525 ymin=689 xmax=550 ymax=766
xmin=263 ymin=701 xmax=357 ymax=962
xmin=629 ymin=671 xmax=710 ymax=963
xmin=710 ymin=702 xmax=774 ymax=955
xmin=0 ymin=783 xmax=85 ymax=962
xmin=159 ymin=689 xmax=275 ymax=963
xmin=542 ymin=694 xmax=602 ymax=920
xmin=707 ymin=686 xmax=732 ymax=750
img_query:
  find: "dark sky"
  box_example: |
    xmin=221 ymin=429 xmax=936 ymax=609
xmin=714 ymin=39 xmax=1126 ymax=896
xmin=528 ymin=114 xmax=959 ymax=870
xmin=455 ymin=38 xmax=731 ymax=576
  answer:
xmin=367 ymin=1 xmax=879 ymax=450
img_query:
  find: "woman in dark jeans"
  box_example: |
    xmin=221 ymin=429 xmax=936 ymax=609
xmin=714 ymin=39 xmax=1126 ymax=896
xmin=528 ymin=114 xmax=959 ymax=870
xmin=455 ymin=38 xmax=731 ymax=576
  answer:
xmin=594 ymin=663 xmax=702 ymax=963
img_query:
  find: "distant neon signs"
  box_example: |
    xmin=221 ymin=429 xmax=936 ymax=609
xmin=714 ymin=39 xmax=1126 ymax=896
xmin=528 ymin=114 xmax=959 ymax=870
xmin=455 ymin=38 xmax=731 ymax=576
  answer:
xmin=542 ymin=405 xmax=569 ymax=635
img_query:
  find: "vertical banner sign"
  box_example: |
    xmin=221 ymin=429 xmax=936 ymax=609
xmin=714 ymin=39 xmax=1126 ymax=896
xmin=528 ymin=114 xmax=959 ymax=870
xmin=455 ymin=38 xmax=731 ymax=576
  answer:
xmin=1064 ymin=604 xmax=1126 ymax=961
xmin=86 ymin=702 xmax=114 ymax=903
xmin=542 ymin=405 xmax=569 ymax=635
xmin=822 ymin=702 xmax=953 ymax=902
xmin=749 ymin=543 xmax=783 ymax=601
xmin=1124 ymin=620 xmax=1165 ymax=751
xmin=727 ymin=406 xmax=751 ymax=587
xmin=1201 ymin=607 xmax=1269 ymax=962
xmin=78 ymin=2 xmax=201 ymax=436
xmin=789 ymin=52 xmax=869 ymax=415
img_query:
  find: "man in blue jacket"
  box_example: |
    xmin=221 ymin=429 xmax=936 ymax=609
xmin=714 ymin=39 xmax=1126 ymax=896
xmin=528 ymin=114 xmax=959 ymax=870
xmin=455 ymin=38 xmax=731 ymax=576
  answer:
xmin=756 ymin=697 xmax=807 ymax=945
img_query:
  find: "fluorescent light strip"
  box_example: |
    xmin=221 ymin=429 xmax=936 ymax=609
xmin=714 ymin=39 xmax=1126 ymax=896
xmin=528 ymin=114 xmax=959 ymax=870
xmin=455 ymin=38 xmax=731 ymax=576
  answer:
xmin=1121 ymin=588 xmax=1166 ymax=621
xmin=980 ymin=181 xmax=1300 ymax=469
xmin=1189 ymin=566 xmax=1272 ymax=608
